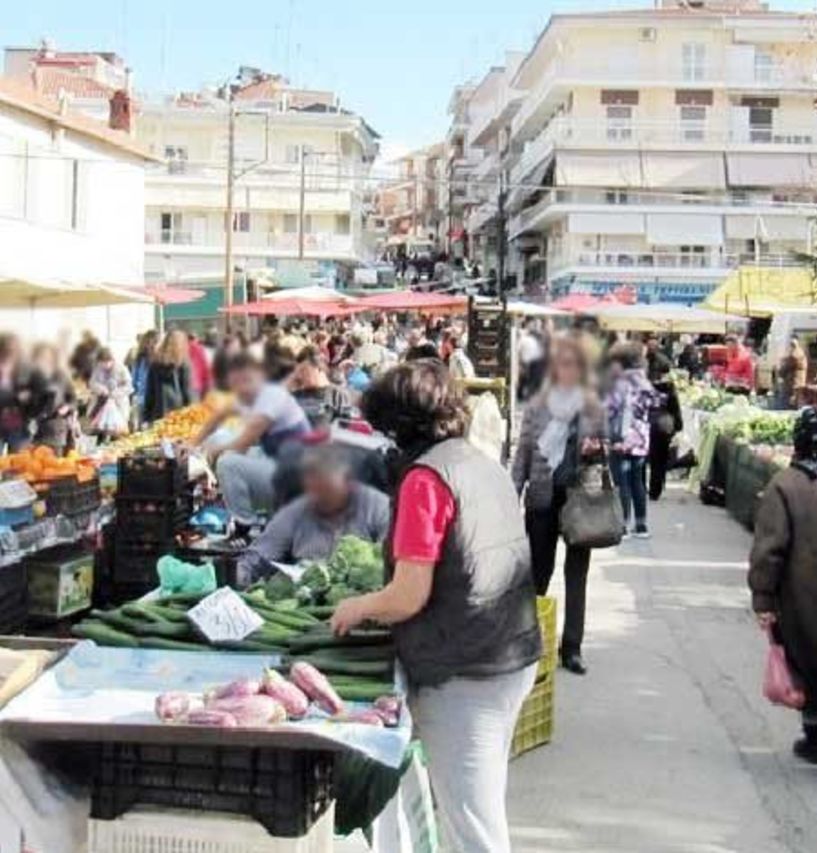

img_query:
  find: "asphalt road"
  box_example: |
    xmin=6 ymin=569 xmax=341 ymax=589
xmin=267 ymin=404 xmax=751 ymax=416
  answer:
xmin=508 ymin=483 xmax=817 ymax=853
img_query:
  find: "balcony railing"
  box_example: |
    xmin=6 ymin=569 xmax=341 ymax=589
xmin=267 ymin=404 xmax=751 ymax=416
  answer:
xmin=512 ymin=56 xmax=817 ymax=138
xmin=549 ymin=249 xmax=801 ymax=276
xmin=145 ymin=229 xmax=357 ymax=255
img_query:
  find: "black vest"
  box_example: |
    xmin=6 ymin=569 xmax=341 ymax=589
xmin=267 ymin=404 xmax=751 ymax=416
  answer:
xmin=387 ymin=438 xmax=542 ymax=687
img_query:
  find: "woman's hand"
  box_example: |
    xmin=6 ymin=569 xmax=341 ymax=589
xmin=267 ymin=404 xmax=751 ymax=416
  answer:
xmin=757 ymin=612 xmax=777 ymax=631
xmin=331 ymin=596 xmax=370 ymax=637
xmin=581 ymin=437 xmax=602 ymax=456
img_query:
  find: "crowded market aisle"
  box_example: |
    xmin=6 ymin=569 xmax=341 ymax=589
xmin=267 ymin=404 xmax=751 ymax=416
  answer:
xmin=508 ymin=484 xmax=817 ymax=853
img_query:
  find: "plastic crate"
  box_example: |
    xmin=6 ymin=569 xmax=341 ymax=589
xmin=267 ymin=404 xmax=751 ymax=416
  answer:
xmin=0 ymin=562 xmax=28 ymax=632
xmin=43 ymin=475 xmax=101 ymax=519
xmin=87 ymin=805 xmax=335 ymax=853
xmin=118 ymin=448 xmax=189 ymax=498
xmin=511 ymin=675 xmax=554 ymax=759
xmin=90 ymin=743 xmax=334 ymax=839
xmin=25 ymin=545 xmax=94 ymax=619
xmin=115 ymin=494 xmax=192 ymax=544
xmin=111 ymin=540 xmax=169 ymax=586
xmin=535 ymin=597 xmax=557 ymax=682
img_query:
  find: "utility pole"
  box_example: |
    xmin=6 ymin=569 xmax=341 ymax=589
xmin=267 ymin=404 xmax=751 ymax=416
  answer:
xmin=297 ymin=144 xmax=307 ymax=260
xmin=224 ymin=93 xmax=236 ymax=331
xmin=497 ymin=169 xmax=508 ymax=296
xmin=412 ymin=173 xmax=419 ymax=238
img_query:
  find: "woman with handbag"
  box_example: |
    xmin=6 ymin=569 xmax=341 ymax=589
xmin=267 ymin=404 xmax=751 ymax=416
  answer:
xmin=512 ymin=334 xmax=606 ymax=675
xmin=749 ymin=406 xmax=817 ymax=764
xmin=143 ymin=330 xmax=192 ymax=424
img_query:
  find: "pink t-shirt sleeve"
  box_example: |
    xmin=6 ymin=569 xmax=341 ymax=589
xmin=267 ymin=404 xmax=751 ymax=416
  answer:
xmin=392 ymin=467 xmax=457 ymax=563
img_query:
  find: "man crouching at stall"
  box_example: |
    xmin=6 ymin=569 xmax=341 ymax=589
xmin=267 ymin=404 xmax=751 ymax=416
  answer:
xmin=192 ymin=353 xmax=310 ymax=537
xmin=236 ymin=444 xmax=389 ymax=585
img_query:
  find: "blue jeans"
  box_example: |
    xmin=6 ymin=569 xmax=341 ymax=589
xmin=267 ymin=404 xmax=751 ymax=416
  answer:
xmin=610 ymin=453 xmax=648 ymax=529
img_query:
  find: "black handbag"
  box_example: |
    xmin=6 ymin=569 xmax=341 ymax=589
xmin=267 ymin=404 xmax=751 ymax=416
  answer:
xmin=560 ymin=451 xmax=625 ymax=550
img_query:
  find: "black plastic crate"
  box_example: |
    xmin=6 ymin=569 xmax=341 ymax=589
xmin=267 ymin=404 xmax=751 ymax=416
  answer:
xmin=115 ymin=494 xmax=192 ymax=543
xmin=118 ymin=448 xmax=189 ymax=498
xmin=44 ymin=476 xmax=101 ymax=519
xmin=0 ymin=587 xmax=28 ymax=634
xmin=90 ymin=743 xmax=334 ymax=838
xmin=176 ymin=543 xmax=246 ymax=588
xmin=110 ymin=540 xmax=168 ymax=586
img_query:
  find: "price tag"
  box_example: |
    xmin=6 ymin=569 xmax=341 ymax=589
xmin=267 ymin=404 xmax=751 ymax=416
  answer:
xmin=187 ymin=587 xmax=264 ymax=643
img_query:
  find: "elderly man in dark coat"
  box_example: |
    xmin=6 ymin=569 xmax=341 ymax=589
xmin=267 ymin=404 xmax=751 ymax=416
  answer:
xmin=749 ymin=406 xmax=817 ymax=764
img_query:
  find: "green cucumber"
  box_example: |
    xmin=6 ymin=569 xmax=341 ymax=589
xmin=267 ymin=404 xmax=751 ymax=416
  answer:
xmin=296 ymin=655 xmax=393 ymax=678
xmin=92 ymin=609 xmax=191 ymax=639
xmin=330 ymin=681 xmax=394 ymax=702
xmin=72 ymin=622 xmax=140 ymax=648
xmin=138 ymin=637 xmax=206 ymax=651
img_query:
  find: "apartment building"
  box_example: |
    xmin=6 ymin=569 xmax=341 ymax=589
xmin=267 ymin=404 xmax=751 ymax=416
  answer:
xmin=467 ymin=0 xmax=817 ymax=303
xmin=375 ymin=143 xmax=445 ymax=248
xmin=138 ymin=72 xmax=379 ymax=328
xmin=444 ymin=83 xmax=478 ymax=262
xmin=0 ymin=76 xmax=153 ymax=353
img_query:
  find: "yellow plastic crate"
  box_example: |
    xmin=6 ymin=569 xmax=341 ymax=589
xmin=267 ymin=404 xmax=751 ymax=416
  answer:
xmin=536 ymin=596 xmax=558 ymax=682
xmin=511 ymin=675 xmax=554 ymax=758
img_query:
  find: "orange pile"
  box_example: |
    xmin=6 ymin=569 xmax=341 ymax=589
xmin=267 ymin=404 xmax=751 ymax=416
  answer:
xmin=0 ymin=446 xmax=96 ymax=484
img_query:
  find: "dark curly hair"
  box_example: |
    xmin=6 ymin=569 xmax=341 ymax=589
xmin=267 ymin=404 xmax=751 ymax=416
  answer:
xmin=362 ymin=359 xmax=470 ymax=451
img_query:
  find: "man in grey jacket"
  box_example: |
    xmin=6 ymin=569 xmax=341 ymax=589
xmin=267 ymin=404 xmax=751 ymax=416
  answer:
xmin=236 ymin=444 xmax=389 ymax=585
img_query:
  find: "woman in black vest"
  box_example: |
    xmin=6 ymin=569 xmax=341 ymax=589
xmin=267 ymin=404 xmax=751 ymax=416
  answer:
xmin=332 ymin=360 xmax=541 ymax=853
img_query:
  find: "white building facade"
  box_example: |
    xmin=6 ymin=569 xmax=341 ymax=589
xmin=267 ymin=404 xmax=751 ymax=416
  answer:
xmin=138 ymin=77 xmax=379 ymax=328
xmin=0 ymin=77 xmax=153 ymax=354
xmin=465 ymin=0 xmax=817 ymax=302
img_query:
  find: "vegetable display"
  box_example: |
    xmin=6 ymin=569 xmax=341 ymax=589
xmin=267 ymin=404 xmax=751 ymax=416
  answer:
xmin=154 ymin=662 xmax=402 ymax=729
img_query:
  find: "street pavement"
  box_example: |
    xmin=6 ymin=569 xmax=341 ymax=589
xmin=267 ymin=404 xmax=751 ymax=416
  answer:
xmin=508 ymin=483 xmax=817 ymax=853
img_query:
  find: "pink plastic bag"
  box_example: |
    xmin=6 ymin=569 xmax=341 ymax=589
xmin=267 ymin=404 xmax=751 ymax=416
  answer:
xmin=763 ymin=629 xmax=806 ymax=710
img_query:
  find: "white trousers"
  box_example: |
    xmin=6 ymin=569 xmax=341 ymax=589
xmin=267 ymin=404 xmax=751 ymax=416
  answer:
xmin=409 ymin=663 xmax=537 ymax=853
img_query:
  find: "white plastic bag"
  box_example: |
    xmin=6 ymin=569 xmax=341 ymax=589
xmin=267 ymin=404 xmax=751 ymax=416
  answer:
xmin=91 ymin=398 xmax=128 ymax=436
xmin=467 ymin=392 xmax=506 ymax=463
xmin=371 ymin=745 xmax=438 ymax=853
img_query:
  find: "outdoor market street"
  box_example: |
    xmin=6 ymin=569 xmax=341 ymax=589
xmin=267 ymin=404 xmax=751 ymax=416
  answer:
xmin=508 ymin=484 xmax=817 ymax=853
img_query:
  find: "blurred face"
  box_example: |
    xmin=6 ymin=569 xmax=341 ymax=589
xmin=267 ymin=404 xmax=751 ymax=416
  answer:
xmin=292 ymin=361 xmax=324 ymax=390
xmin=34 ymin=348 xmax=57 ymax=376
xmin=303 ymin=469 xmax=351 ymax=515
xmin=727 ymin=339 xmax=739 ymax=357
xmin=553 ymin=347 xmax=582 ymax=388
xmin=646 ymin=339 xmax=658 ymax=354
xmin=228 ymin=366 xmax=264 ymax=405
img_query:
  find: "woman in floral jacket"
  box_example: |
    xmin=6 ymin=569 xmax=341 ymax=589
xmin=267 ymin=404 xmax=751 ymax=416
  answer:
xmin=605 ymin=344 xmax=660 ymax=539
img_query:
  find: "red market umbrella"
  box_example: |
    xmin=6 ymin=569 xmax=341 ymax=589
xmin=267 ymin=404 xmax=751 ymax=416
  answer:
xmin=143 ymin=284 xmax=207 ymax=306
xmin=356 ymin=290 xmax=468 ymax=314
xmin=222 ymin=298 xmax=360 ymax=319
xmin=550 ymin=294 xmax=604 ymax=313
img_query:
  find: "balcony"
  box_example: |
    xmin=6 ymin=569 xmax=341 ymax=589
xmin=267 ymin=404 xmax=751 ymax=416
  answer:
xmin=549 ymin=249 xmax=800 ymax=280
xmin=144 ymin=228 xmax=359 ymax=259
xmin=509 ymin=187 xmax=817 ymax=238
xmin=511 ymin=57 xmax=817 ymax=141
xmin=467 ymin=202 xmax=498 ymax=235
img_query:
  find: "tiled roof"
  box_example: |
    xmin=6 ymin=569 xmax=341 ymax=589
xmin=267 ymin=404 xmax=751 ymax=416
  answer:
xmin=35 ymin=68 xmax=115 ymax=100
xmin=234 ymin=76 xmax=286 ymax=101
xmin=0 ymin=76 xmax=156 ymax=162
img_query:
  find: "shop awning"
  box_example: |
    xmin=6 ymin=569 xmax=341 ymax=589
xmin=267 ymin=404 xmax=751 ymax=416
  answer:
xmin=568 ymin=213 xmax=645 ymax=235
xmin=555 ymin=152 xmax=642 ymax=188
xmin=641 ymin=153 xmax=725 ymax=190
xmin=704 ymin=266 xmax=817 ymax=316
xmin=222 ymin=297 xmax=359 ymax=318
xmin=646 ymin=213 xmax=723 ymax=246
xmin=726 ymin=153 xmax=813 ymax=187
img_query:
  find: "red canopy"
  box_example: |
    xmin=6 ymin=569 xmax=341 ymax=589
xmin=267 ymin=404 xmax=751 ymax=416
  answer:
xmin=141 ymin=284 xmax=207 ymax=306
xmin=356 ymin=290 xmax=468 ymax=314
xmin=222 ymin=298 xmax=360 ymax=319
xmin=550 ymin=293 xmax=603 ymax=312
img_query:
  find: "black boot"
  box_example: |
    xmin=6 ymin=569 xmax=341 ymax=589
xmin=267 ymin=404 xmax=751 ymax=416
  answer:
xmin=560 ymin=651 xmax=587 ymax=676
xmin=794 ymin=728 xmax=817 ymax=764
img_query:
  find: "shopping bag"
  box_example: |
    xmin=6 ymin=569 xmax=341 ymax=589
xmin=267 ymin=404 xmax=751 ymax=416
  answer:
xmin=371 ymin=742 xmax=439 ymax=853
xmin=763 ymin=628 xmax=806 ymax=710
xmin=90 ymin=398 xmax=127 ymax=436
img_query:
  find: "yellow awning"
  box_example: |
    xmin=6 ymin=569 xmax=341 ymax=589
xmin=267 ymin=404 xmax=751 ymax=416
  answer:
xmin=0 ymin=278 xmax=154 ymax=309
xmin=703 ymin=267 xmax=817 ymax=317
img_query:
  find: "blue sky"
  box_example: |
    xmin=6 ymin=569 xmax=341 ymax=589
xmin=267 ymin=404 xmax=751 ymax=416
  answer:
xmin=5 ymin=0 xmax=817 ymax=155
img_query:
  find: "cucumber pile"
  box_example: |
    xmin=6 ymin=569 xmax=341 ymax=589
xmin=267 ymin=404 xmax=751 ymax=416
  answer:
xmin=72 ymin=592 xmax=395 ymax=703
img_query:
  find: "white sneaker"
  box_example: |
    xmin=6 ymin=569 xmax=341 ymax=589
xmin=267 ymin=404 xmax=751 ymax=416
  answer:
xmin=634 ymin=525 xmax=651 ymax=539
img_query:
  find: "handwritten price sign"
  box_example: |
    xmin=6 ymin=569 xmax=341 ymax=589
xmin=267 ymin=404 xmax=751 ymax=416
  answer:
xmin=187 ymin=588 xmax=264 ymax=643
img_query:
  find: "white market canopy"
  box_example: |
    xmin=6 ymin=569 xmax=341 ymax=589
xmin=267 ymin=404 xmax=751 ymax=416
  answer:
xmin=0 ymin=277 xmax=154 ymax=309
xmin=594 ymin=302 xmax=747 ymax=334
